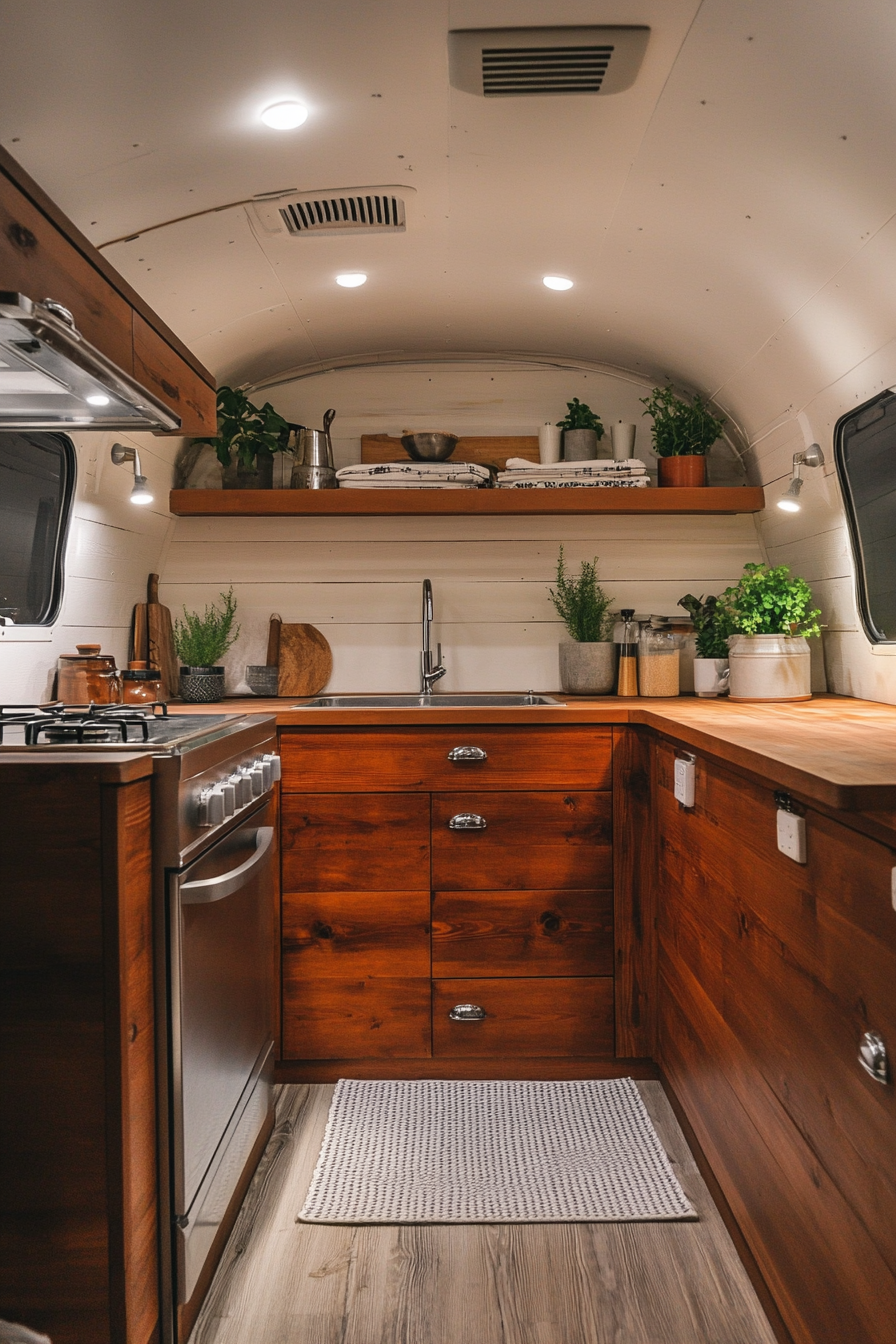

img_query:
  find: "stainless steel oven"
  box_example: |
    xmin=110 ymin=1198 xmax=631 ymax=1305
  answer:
xmin=168 ymin=795 xmax=276 ymax=1308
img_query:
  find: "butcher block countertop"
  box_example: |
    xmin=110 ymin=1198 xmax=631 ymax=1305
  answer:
xmin=175 ymin=694 xmax=896 ymax=816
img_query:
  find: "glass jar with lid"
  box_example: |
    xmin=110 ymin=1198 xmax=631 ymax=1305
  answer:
xmin=638 ymin=618 xmax=681 ymax=697
xmin=614 ymin=608 xmax=640 ymax=697
xmin=121 ymin=662 xmax=164 ymax=705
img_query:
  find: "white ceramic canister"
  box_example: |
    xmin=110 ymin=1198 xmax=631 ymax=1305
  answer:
xmin=727 ymin=634 xmax=811 ymax=701
xmin=538 ymin=424 xmax=562 ymax=464
xmin=611 ymin=421 xmax=637 ymax=460
xmin=693 ymin=657 xmax=730 ymax=697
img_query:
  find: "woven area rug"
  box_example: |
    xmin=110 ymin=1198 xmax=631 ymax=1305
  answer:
xmin=299 ymin=1078 xmax=696 ymax=1224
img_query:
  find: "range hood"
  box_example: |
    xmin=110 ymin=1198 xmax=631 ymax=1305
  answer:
xmin=0 ymin=293 xmax=181 ymax=431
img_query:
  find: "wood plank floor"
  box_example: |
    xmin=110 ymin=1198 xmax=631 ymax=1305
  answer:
xmin=189 ymin=1082 xmax=776 ymax=1344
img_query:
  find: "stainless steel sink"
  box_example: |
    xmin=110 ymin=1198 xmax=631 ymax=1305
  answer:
xmin=294 ymin=692 xmax=565 ymax=708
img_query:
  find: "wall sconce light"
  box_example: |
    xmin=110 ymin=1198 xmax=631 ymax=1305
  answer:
xmin=777 ymin=443 xmax=824 ymax=512
xmin=110 ymin=442 xmax=154 ymax=505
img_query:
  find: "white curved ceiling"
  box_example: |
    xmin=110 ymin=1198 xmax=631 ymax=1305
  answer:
xmin=2 ymin=0 xmax=896 ymax=439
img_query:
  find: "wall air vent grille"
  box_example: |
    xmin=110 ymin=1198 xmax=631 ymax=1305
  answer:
xmin=481 ymin=45 xmax=613 ymax=96
xmin=449 ymin=27 xmax=649 ymax=98
xmin=279 ymin=193 xmax=405 ymax=236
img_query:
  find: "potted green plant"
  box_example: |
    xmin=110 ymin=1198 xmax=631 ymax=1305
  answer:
xmin=173 ymin=587 xmax=240 ymax=702
xmin=720 ymin=563 xmax=822 ymax=701
xmin=679 ymin=593 xmax=732 ymax=697
xmin=557 ymin=398 xmax=605 ymax=461
xmin=194 ymin=386 xmax=290 ymax=489
xmin=640 ymin=386 xmax=726 ymax=487
xmin=549 ymin=548 xmax=615 ymax=694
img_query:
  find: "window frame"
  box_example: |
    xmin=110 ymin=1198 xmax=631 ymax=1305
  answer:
xmin=834 ymin=390 xmax=896 ymax=645
xmin=0 ymin=431 xmax=76 ymax=628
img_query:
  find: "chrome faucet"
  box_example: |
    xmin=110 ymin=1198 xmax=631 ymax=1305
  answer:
xmin=421 ymin=578 xmax=447 ymax=694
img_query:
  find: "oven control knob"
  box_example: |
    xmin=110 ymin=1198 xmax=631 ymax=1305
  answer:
xmin=206 ymin=787 xmax=226 ymax=826
xmin=232 ymin=770 xmax=250 ymax=807
xmin=221 ymin=780 xmax=236 ymax=815
xmin=260 ymin=757 xmax=272 ymax=790
xmin=249 ymin=760 xmax=265 ymax=796
xmin=263 ymin=753 xmax=281 ymax=782
xmin=238 ymin=766 xmax=255 ymax=805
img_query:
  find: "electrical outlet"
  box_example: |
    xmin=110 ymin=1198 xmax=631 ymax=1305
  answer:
xmin=674 ymin=755 xmax=696 ymax=808
xmin=777 ymin=808 xmax=807 ymax=864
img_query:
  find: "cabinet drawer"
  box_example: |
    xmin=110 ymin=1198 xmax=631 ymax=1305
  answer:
xmin=432 ymin=889 xmax=613 ymax=976
xmin=280 ymin=727 xmax=612 ymax=792
xmin=282 ymin=973 xmax=432 ymax=1059
xmin=432 ymin=791 xmax=612 ymax=890
xmin=433 ymin=977 xmax=614 ymax=1057
xmin=281 ymin=794 xmax=429 ymax=891
xmin=283 ymin=890 xmax=430 ymax=976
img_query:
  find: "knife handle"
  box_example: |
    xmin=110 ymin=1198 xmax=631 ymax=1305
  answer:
xmin=267 ymin=614 xmax=282 ymax=666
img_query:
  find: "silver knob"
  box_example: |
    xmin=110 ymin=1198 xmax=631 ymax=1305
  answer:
xmin=207 ymin=787 xmax=225 ymax=826
xmin=448 ymin=745 xmax=488 ymax=762
xmin=42 ymin=298 xmax=76 ymax=329
xmin=249 ymin=760 xmax=265 ymax=795
xmin=260 ymin=757 xmax=272 ymax=790
xmin=221 ymin=780 xmax=236 ymax=815
xmin=449 ymin=1003 xmax=486 ymax=1021
xmin=233 ymin=769 xmax=251 ymax=807
xmin=859 ymin=1030 xmax=889 ymax=1084
xmin=263 ymin=752 xmax=281 ymax=781
xmin=448 ymin=812 xmax=487 ymax=831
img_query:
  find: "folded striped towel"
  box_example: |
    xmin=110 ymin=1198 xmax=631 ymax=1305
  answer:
xmin=503 ymin=456 xmax=647 ymax=474
xmin=337 ymin=461 xmax=491 ymax=488
xmin=497 ymin=476 xmax=651 ymax=489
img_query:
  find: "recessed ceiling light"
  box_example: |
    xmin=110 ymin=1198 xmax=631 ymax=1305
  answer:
xmin=85 ymin=393 xmax=110 ymax=406
xmin=336 ymin=273 xmax=367 ymax=287
xmin=261 ymin=101 xmax=309 ymax=130
xmin=543 ymin=275 xmax=574 ymax=290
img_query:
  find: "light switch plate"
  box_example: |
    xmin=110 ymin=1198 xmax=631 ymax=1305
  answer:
xmin=777 ymin=808 xmax=807 ymax=864
xmin=674 ymin=755 xmax=696 ymax=808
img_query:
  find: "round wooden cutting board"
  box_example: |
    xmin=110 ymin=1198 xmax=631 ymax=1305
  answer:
xmin=277 ymin=623 xmax=333 ymax=697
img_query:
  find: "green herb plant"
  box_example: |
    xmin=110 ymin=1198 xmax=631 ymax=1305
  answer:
xmin=640 ymin=385 xmax=726 ymax=457
xmin=195 ymin=385 xmax=290 ymax=472
xmin=173 ymin=588 xmax=241 ymax=667
xmin=721 ymin=563 xmax=822 ymax=638
xmin=678 ymin=593 xmax=732 ymax=659
xmin=557 ymin=398 xmax=605 ymax=438
xmin=549 ymin=547 xmax=614 ymax=642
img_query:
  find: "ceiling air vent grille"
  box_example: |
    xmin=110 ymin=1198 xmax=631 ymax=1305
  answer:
xmin=280 ymin=193 xmax=405 ymax=235
xmin=251 ymin=186 xmax=412 ymax=239
xmin=449 ymin=27 xmax=649 ymax=98
xmin=481 ymin=45 xmax=613 ymax=96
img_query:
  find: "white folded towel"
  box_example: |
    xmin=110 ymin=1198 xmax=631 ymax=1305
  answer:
xmin=337 ymin=461 xmax=491 ymax=488
xmin=503 ymin=456 xmax=647 ymax=473
xmin=497 ymin=476 xmax=650 ymax=489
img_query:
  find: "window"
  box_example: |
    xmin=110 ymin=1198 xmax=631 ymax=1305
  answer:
xmin=0 ymin=432 xmax=75 ymax=625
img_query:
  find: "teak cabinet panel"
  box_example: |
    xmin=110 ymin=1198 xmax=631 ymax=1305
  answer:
xmin=282 ymin=889 xmax=431 ymax=977
xmin=279 ymin=725 xmax=613 ymax=792
xmin=655 ymin=739 xmax=896 ymax=1344
xmin=433 ymin=977 xmax=614 ymax=1057
xmin=432 ymin=887 xmax=613 ymax=977
xmin=281 ymin=793 xmax=430 ymax=891
xmin=282 ymin=974 xmax=432 ymax=1059
xmin=431 ymin=790 xmax=612 ymax=890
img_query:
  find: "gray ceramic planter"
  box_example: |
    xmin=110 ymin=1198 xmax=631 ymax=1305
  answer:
xmin=179 ymin=666 xmax=226 ymax=703
xmin=562 ymin=428 xmax=598 ymax=461
xmin=558 ymin=641 xmax=616 ymax=695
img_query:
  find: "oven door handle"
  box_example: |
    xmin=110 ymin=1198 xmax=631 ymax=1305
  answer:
xmin=180 ymin=827 xmax=274 ymax=904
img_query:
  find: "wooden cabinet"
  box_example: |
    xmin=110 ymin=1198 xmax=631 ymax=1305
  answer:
xmin=0 ymin=146 xmax=216 ymax=435
xmin=655 ymin=739 xmax=896 ymax=1344
xmin=279 ymin=727 xmax=617 ymax=1074
xmin=0 ymin=760 xmax=158 ymax=1344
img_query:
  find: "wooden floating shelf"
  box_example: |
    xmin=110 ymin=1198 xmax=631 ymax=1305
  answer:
xmin=169 ymin=487 xmax=765 ymax=518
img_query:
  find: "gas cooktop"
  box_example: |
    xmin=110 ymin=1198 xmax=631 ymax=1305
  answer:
xmin=0 ymin=702 xmax=240 ymax=750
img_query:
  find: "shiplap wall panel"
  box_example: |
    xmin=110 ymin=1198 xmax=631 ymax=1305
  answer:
xmin=0 ymin=429 xmax=182 ymax=702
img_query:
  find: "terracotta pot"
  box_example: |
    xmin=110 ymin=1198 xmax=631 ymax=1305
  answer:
xmin=658 ymin=455 xmax=707 ymax=487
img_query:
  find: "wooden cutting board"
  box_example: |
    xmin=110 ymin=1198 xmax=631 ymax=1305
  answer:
xmin=278 ymin=623 xmax=333 ymax=697
xmin=131 ymin=574 xmax=179 ymax=700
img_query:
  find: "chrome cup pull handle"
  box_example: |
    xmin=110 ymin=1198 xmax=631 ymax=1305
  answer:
xmin=447 ymin=745 xmax=488 ymax=762
xmin=449 ymin=1003 xmax=486 ymax=1022
xmin=448 ymin=812 xmax=487 ymax=831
